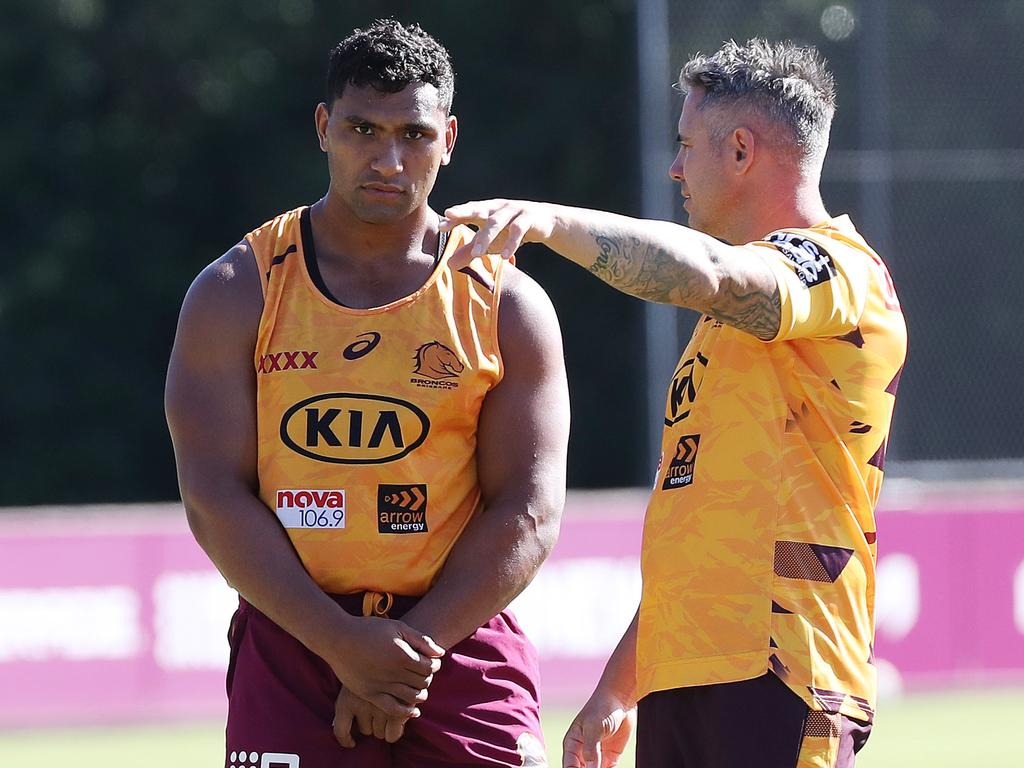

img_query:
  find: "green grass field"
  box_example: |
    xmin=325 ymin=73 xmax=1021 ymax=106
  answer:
xmin=3 ymin=688 xmax=1022 ymax=766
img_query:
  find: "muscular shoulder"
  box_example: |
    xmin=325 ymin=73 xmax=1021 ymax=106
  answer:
xmin=497 ymin=263 xmax=564 ymax=362
xmin=495 ymin=264 xmax=561 ymax=342
xmin=177 ymin=241 xmax=264 ymax=361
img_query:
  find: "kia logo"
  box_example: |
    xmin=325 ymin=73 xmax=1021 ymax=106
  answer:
xmin=280 ymin=393 xmax=429 ymax=464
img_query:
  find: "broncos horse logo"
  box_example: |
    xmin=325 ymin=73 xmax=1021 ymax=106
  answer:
xmin=413 ymin=341 xmax=465 ymax=380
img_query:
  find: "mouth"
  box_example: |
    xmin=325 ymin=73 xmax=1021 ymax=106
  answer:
xmin=361 ymin=183 xmax=405 ymax=198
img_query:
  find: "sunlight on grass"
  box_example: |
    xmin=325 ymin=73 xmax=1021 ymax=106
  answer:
xmin=2 ymin=689 xmax=1021 ymax=767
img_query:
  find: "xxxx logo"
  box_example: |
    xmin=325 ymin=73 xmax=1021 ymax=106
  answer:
xmin=662 ymin=434 xmax=700 ymax=490
xmin=260 ymin=350 xmax=318 ymax=374
xmin=666 ymin=352 xmax=708 ymax=425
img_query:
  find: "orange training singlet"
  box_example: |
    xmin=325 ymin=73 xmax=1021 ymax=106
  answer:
xmin=246 ymin=206 xmax=506 ymax=596
xmin=638 ymin=215 xmax=907 ymax=722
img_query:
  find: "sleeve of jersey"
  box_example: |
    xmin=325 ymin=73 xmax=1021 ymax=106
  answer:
xmin=746 ymin=231 xmax=871 ymax=342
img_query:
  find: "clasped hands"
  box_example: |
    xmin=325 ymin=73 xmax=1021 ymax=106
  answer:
xmin=329 ymin=615 xmax=445 ymax=748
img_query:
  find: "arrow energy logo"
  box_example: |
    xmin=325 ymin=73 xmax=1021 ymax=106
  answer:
xmin=377 ymin=484 xmax=428 ymax=533
xmin=661 ymin=434 xmax=701 ymax=490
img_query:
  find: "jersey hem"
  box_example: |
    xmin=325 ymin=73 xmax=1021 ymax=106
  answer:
xmin=781 ymin=676 xmax=876 ymax=723
xmin=636 ymin=650 xmax=767 ymax=701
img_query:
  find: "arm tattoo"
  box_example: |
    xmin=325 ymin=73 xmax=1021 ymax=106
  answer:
xmin=587 ymin=229 xmax=781 ymax=340
xmin=589 ymin=232 xmax=689 ymax=304
xmin=707 ymin=282 xmax=781 ymax=340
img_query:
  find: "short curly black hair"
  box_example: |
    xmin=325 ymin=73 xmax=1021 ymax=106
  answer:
xmin=326 ymin=19 xmax=455 ymax=114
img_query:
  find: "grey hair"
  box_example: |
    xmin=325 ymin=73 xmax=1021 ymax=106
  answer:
xmin=679 ymin=39 xmax=836 ymax=166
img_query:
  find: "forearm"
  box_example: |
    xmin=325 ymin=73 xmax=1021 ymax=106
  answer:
xmin=593 ymin=608 xmax=640 ymax=707
xmin=447 ymin=198 xmax=780 ymax=338
xmin=400 ymin=500 xmax=559 ymax=649
xmin=183 ymin=484 xmax=353 ymax=665
xmin=543 ymin=205 xmax=721 ymax=307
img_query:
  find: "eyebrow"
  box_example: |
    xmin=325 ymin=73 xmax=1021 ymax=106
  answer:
xmin=404 ymin=121 xmax=436 ymax=135
xmin=342 ymin=114 xmax=437 ymax=135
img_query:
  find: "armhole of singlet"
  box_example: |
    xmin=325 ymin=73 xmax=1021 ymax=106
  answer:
xmin=247 ymin=236 xmax=269 ymax=299
xmin=490 ymin=257 xmax=508 ymax=386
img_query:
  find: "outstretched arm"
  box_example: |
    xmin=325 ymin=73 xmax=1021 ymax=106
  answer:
xmin=165 ymin=244 xmax=442 ymax=726
xmin=399 ymin=265 xmax=571 ymax=648
xmin=443 ymin=200 xmax=781 ymax=340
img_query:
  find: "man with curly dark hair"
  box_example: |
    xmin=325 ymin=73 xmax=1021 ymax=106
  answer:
xmin=167 ymin=19 xmax=567 ymax=768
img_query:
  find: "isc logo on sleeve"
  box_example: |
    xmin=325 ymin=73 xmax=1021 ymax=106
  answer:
xmin=767 ymin=232 xmax=836 ymax=288
xmin=276 ymin=489 xmax=346 ymax=529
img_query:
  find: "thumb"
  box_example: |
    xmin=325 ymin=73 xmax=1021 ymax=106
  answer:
xmin=446 ymin=242 xmax=475 ymax=271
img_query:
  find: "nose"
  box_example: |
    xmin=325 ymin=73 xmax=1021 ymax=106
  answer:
xmin=371 ymin=140 xmax=403 ymax=177
xmin=668 ymin=148 xmax=684 ymax=183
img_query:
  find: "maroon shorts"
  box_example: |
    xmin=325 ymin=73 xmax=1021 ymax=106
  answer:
xmin=223 ymin=594 xmax=547 ymax=768
xmin=636 ymin=673 xmax=871 ymax=768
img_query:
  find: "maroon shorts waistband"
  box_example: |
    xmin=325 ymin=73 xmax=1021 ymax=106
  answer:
xmin=238 ymin=591 xmax=419 ymax=620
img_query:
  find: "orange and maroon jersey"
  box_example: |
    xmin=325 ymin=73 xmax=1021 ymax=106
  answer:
xmin=637 ymin=215 xmax=907 ymax=723
xmin=246 ymin=207 xmax=506 ymax=596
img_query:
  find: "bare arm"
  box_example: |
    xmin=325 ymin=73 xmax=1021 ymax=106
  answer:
xmin=562 ymin=609 xmax=639 ymax=768
xmin=443 ymin=201 xmax=781 ymax=340
xmin=165 ymin=243 xmax=440 ymax=719
xmin=399 ymin=265 xmax=571 ymax=648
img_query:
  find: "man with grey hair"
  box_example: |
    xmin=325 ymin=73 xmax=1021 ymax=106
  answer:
xmin=444 ymin=38 xmax=906 ymax=768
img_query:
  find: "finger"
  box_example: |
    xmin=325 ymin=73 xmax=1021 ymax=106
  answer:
xmin=392 ymin=639 xmax=442 ymax=677
xmin=355 ymin=706 xmax=374 ymax=737
xmin=388 ymin=681 xmax=431 ymax=707
xmin=371 ymin=712 xmax=388 ymax=741
xmin=447 ymin=242 xmax=475 ymax=271
xmin=384 ymin=716 xmax=408 ymax=744
xmin=580 ymin=723 xmax=604 ymax=768
xmin=419 ymin=634 xmax=444 ymax=659
xmin=442 ymin=200 xmax=499 ymax=227
xmin=332 ymin=704 xmax=356 ymax=749
xmin=467 ymin=208 xmax=519 ymax=258
xmin=399 ymin=629 xmax=446 ymax=659
xmin=370 ymin=692 xmax=419 ymax=720
xmin=561 ymin=722 xmax=587 ymax=768
xmin=493 ymin=212 xmax=532 ymax=260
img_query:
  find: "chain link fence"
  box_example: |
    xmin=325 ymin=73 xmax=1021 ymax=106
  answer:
xmin=652 ymin=0 xmax=1024 ymax=470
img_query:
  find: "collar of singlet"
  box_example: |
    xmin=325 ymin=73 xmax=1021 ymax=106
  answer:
xmin=300 ymin=206 xmax=448 ymax=308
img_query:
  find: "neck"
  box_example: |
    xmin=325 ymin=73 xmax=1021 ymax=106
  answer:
xmin=310 ymin=193 xmax=437 ymax=269
xmin=726 ymin=173 xmax=830 ymax=244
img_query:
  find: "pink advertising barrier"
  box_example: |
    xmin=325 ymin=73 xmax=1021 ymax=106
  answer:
xmin=1 ymin=486 xmax=1023 ymax=728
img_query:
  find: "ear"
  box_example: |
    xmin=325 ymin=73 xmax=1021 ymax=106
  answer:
xmin=314 ymin=102 xmax=330 ymax=152
xmin=730 ymin=126 xmax=755 ymax=175
xmin=440 ymin=114 xmax=458 ymax=166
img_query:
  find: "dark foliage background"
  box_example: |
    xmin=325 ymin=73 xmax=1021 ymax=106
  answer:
xmin=2 ymin=0 xmax=1022 ymax=505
